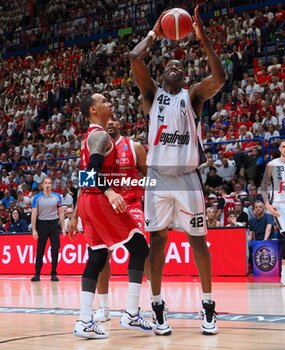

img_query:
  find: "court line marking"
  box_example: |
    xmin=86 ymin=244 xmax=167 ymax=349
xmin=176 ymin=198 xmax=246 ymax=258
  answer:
xmin=1 ymin=307 xmax=285 ymax=323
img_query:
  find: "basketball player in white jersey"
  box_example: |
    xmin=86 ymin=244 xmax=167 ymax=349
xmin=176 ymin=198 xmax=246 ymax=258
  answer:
xmin=130 ymin=6 xmax=226 ymax=335
xmin=261 ymin=139 xmax=285 ymax=285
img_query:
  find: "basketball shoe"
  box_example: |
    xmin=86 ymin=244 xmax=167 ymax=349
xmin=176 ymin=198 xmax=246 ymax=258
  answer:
xmin=199 ymin=300 xmax=218 ymax=335
xmin=93 ymin=307 xmax=111 ymax=322
xmin=120 ymin=309 xmax=154 ymax=331
xmin=74 ymin=319 xmax=108 ymax=339
xmin=152 ymin=301 xmax=172 ymax=336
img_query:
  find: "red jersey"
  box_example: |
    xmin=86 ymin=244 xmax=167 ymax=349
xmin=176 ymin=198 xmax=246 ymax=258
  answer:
xmin=115 ymin=136 xmax=143 ymax=202
xmin=80 ymin=124 xmax=118 ymax=193
xmin=218 ymin=195 xmax=235 ymax=226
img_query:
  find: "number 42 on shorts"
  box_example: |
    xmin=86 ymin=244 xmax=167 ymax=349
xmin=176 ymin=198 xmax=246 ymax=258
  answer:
xmin=189 ymin=216 xmax=204 ymax=228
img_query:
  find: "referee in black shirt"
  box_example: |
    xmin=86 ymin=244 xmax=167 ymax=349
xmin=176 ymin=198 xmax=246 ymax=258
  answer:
xmin=31 ymin=176 xmax=66 ymax=281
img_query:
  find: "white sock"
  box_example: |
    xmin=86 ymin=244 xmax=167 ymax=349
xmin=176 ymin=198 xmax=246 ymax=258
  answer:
xmin=282 ymin=265 xmax=285 ymax=277
xmin=98 ymin=293 xmax=109 ymax=308
xmin=126 ymin=282 xmax=141 ymax=316
xmin=80 ymin=291 xmax=95 ymax=322
xmin=202 ymin=293 xmax=212 ymax=303
xmin=146 ymin=279 xmax=153 ymax=302
xmin=152 ymin=294 xmax=162 ymax=304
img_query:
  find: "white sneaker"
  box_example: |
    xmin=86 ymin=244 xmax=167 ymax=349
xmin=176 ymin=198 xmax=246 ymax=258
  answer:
xmin=152 ymin=301 xmax=172 ymax=336
xmin=93 ymin=307 xmax=111 ymax=322
xmin=199 ymin=301 xmax=218 ymax=335
xmin=73 ymin=320 xmax=108 ymax=339
xmin=120 ymin=309 xmax=154 ymax=331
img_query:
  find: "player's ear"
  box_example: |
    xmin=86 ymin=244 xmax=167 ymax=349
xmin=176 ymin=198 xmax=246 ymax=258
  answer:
xmin=90 ymin=104 xmax=97 ymax=115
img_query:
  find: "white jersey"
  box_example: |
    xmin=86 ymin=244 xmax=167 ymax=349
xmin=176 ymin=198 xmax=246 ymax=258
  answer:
xmin=269 ymin=158 xmax=285 ymax=204
xmin=147 ymin=87 xmax=207 ymax=176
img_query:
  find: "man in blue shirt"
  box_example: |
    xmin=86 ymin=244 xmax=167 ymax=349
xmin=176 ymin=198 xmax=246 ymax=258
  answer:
xmin=248 ymin=200 xmax=274 ymax=270
xmin=248 ymin=200 xmax=274 ymax=241
xmin=1 ymin=189 xmax=15 ymax=209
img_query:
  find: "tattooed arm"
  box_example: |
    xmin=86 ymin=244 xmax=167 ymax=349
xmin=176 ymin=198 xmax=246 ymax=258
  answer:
xmin=260 ymin=162 xmax=280 ymax=217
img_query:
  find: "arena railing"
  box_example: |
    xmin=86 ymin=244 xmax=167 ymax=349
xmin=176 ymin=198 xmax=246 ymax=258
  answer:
xmin=0 ymin=137 xmax=275 ymax=170
xmin=204 ymin=138 xmax=266 ymax=162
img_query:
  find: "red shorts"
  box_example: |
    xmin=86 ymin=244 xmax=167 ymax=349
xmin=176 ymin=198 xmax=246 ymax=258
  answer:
xmin=126 ymin=199 xmax=144 ymax=233
xmin=78 ymin=192 xmax=142 ymax=250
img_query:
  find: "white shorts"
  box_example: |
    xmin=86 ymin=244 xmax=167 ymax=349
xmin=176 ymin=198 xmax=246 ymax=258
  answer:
xmin=274 ymin=202 xmax=285 ymax=233
xmin=144 ymin=168 xmax=207 ymax=236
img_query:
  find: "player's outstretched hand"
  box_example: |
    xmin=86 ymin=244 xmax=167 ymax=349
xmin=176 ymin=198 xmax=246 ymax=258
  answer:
xmin=105 ymin=189 xmax=127 ymax=214
xmin=266 ymin=203 xmax=280 ymax=217
xmin=192 ymin=5 xmax=207 ymax=42
xmin=152 ymin=11 xmax=167 ymax=38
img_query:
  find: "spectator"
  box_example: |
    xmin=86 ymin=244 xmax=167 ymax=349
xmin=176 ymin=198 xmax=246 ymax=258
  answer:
xmin=206 ymin=207 xmax=220 ymax=228
xmin=0 ymin=218 xmax=6 ymax=233
xmin=234 ymin=200 xmax=248 ymax=226
xmin=217 ymin=158 xmax=236 ymax=183
xmin=205 ymin=167 xmax=223 ymax=192
xmin=7 ymin=209 xmax=29 ymax=233
xmin=33 ymin=169 xmax=46 ymax=185
xmin=226 ymin=212 xmax=244 ymax=227
xmin=64 ymin=207 xmax=82 ymax=232
xmin=61 ymin=187 xmax=74 ymax=208
xmin=248 ymin=200 xmax=275 ymax=268
xmin=248 ymin=201 xmax=274 ymax=241
xmin=233 ymin=151 xmax=257 ymax=185
xmin=216 ymin=184 xmax=236 ymax=226
xmin=2 ymin=189 xmax=16 ymax=209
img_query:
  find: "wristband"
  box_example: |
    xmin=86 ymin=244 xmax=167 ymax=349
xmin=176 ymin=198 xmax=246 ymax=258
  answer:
xmin=147 ymin=30 xmax=157 ymax=40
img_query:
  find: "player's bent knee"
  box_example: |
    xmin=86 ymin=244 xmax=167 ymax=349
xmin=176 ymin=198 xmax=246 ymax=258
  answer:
xmin=125 ymin=233 xmax=149 ymax=258
xmin=82 ymin=247 xmax=108 ymax=280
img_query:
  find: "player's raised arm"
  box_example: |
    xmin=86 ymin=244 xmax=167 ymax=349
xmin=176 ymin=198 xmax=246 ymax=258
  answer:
xmin=129 ymin=15 xmax=165 ymax=114
xmin=189 ymin=6 xmax=226 ymax=105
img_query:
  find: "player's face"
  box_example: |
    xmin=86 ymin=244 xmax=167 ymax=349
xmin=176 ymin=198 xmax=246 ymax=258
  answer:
xmin=163 ymin=60 xmax=185 ymax=85
xmin=106 ymin=116 xmax=120 ymax=139
xmin=92 ymin=94 xmax=113 ymax=120
xmin=279 ymin=141 xmax=285 ymax=158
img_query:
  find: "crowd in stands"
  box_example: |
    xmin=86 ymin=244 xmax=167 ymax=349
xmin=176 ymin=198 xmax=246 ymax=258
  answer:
xmin=0 ymin=2 xmax=284 ymax=238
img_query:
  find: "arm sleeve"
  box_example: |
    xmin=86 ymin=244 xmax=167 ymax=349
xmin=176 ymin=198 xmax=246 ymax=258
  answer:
xmin=88 ymin=153 xmax=111 ymax=193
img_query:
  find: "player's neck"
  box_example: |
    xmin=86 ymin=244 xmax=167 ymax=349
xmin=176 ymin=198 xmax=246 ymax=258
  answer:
xmin=163 ymin=83 xmax=182 ymax=96
xmin=89 ymin=118 xmax=107 ymax=129
xmin=280 ymin=156 xmax=285 ymax=163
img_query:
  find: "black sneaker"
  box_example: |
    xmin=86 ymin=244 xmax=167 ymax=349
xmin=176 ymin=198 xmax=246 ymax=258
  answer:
xmin=152 ymin=301 xmax=172 ymax=336
xmin=51 ymin=275 xmax=59 ymax=282
xmin=31 ymin=275 xmax=40 ymax=282
xmin=199 ymin=300 xmax=218 ymax=335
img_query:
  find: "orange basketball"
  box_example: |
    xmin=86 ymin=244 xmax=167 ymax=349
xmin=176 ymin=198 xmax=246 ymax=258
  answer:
xmin=160 ymin=8 xmax=193 ymax=41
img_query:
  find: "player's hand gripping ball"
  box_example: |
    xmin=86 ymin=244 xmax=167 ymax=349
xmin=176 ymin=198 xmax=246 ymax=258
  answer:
xmin=160 ymin=8 xmax=193 ymax=41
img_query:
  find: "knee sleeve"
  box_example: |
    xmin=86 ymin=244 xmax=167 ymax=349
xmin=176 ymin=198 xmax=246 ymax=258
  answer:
xmin=82 ymin=247 xmax=108 ymax=280
xmin=124 ymin=233 xmax=149 ymax=271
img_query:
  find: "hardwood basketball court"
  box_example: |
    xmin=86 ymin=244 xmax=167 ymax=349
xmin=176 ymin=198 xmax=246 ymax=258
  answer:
xmin=0 ymin=275 xmax=285 ymax=349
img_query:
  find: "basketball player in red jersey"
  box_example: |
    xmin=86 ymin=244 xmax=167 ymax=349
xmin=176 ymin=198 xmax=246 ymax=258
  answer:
xmin=93 ymin=115 xmax=151 ymax=323
xmin=68 ymin=94 xmax=154 ymax=339
xmin=130 ymin=6 xmax=226 ymax=336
